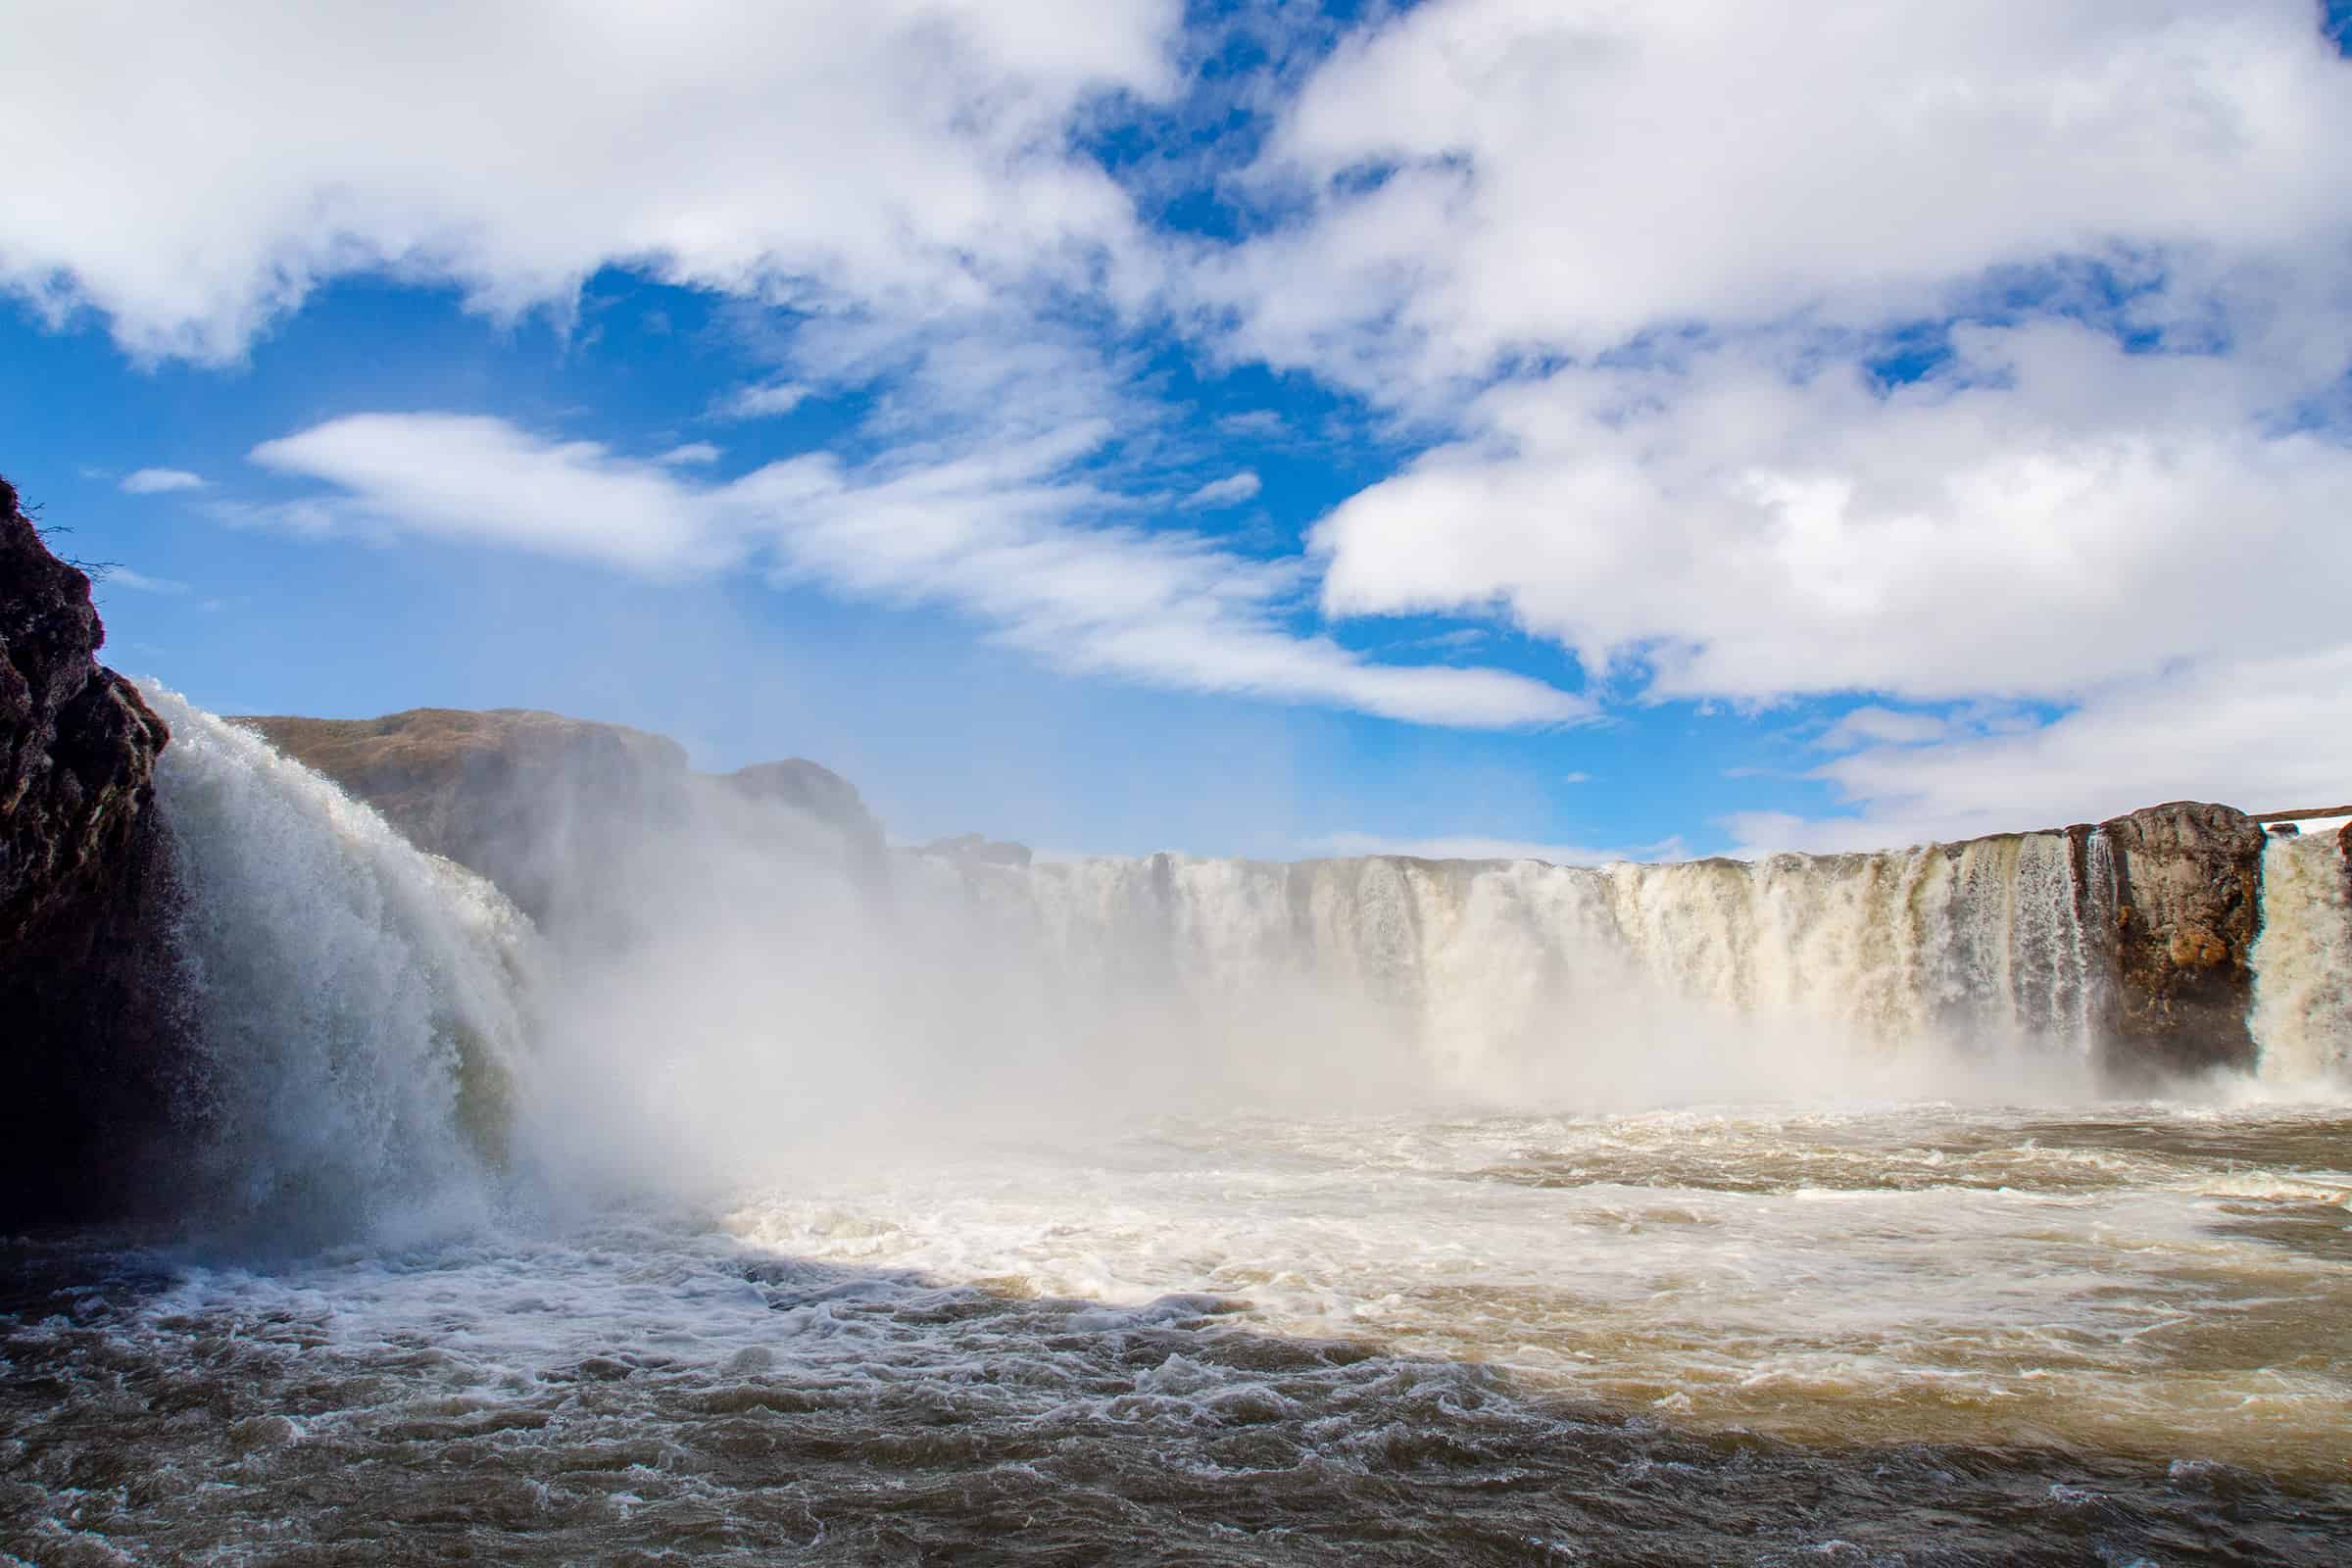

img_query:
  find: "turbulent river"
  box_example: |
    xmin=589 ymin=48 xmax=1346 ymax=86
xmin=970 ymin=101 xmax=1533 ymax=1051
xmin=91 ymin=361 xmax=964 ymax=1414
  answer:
xmin=4 ymin=696 xmax=2349 ymax=1565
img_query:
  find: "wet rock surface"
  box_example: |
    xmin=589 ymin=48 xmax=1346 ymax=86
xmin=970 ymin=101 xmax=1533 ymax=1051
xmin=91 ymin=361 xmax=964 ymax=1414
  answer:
xmin=0 ymin=476 xmax=179 ymax=1224
xmin=2094 ymin=802 xmax=2269 ymax=1079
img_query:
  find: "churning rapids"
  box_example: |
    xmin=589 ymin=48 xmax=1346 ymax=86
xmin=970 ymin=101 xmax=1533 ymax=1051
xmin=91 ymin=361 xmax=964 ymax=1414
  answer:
xmin=5 ymin=695 xmax=2349 ymax=1565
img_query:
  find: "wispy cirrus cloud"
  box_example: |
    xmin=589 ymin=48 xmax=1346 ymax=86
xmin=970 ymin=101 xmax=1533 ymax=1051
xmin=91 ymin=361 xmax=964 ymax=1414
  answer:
xmin=710 ymin=380 xmax=811 ymax=421
xmin=1816 ymin=708 xmax=1949 ymax=752
xmin=248 ymin=416 xmax=737 ymax=575
xmin=100 ymin=566 xmax=189 ymax=594
xmin=1180 ymin=471 xmax=1259 ymax=509
xmin=120 ymin=467 xmax=205 ymax=494
xmin=245 ymin=411 xmax=1588 ymax=729
xmin=1310 ymin=830 xmax=1683 ymax=866
xmin=1724 ymin=646 xmax=2352 ymax=856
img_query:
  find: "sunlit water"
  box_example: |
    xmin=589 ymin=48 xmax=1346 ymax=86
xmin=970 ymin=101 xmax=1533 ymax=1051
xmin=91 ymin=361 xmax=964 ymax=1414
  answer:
xmin=4 ymin=693 xmax=2348 ymax=1562
xmin=741 ymin=1102 xmax=2352 ymax=1470
xmin=8 ymin=1102 xmax=2350 ymax=1564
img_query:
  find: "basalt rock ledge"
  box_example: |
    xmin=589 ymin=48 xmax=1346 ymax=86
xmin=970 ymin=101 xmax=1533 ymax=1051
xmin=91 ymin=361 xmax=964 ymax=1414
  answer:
xmin=0 ymin=477 xmax=178 ymax=1225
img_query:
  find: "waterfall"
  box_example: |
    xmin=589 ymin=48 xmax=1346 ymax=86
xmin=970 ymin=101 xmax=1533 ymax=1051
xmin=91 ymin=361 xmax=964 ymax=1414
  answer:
xmin=125 ymin=689 xmax=2349 ymax=1243
xmin=920 ymin=821 xmax=2352 ymax=1099
xmin=916 ymin=832 xmax=2129 ymax=1103
xmin=2251 ymin=831 xmax=2352 ymax=1084
xmin=142 ymin=684 xmax=537 ymax=1244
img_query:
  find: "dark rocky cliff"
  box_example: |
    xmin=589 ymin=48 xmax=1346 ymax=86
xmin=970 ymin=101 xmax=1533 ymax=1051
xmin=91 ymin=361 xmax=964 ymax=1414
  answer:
xmin=0 ymin=477 xmax=179 ymax=1224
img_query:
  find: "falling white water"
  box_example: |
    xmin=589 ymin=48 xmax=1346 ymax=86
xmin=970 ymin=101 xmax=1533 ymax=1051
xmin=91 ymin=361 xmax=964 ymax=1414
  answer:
xmin=127 ymin=690 xmax=2348 ymax=1250
xmin=2251 ymin=830 xmax=2352 ymax=1084
xmin=142 ymin=684 xmax=538 ymax=1243
xmin=918 ymin=832 xmax=2121 ymax=1106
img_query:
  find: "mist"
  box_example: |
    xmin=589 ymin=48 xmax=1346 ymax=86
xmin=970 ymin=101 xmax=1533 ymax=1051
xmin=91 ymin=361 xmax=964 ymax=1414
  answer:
xmin=140 ymin=681 xmax=2352 ymax=1256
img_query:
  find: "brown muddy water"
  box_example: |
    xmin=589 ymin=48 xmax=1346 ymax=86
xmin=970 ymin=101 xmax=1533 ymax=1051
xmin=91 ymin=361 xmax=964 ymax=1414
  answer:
xmin=5 ymin=1103 xmax=2349 ymax=1565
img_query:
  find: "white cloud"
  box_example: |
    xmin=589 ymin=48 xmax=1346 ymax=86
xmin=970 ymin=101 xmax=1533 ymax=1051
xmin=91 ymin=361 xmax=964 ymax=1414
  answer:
xmin=1311 ymin=830 xmax=1679 ymax=866
xmin=1181 ymin=470 xmax=1261 ymax=509
xmin=656 ymin=442 xmax=722 ymax=466
xmin=244 ymin=411 xmax=1587 ymax=729
xmin=1311 ymin=324 xmax=2352 ymax=705
xmin=1725 ymin=647 xmax=2352 ymax=853
xmin=0 ymin=2 xmax=1181 ymax=364
xmin=120 ymin=467 xmax=204 ymax=494
xmin=1216 ymin=0 xmax=2352 ymax=393
xmin=711 ymin=380 xmax=811 ymax=421
xmin=1225 ymin=1 xmax=2352 ymax=846
xmin=1215 ymin=411 xmax=1286 ymax=438
xmin=1818 ymin=708 xmax=1950 ymax=752
xmin=249 ymin=416 xmax=739 ymax=575
xmin=1560 ymin=771 xmax=1591 ymax=785
xmin=101 ymin=566 xmax=188 ymax=594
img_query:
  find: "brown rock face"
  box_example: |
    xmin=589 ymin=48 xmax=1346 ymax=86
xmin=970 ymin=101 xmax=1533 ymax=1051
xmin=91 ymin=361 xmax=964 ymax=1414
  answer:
xmin=0 ymin=476 xmax=180 ymax=1224
xmin=236 ymin=709 xmax=688 ymax=923
xmin=237 ymin=709 xmax=887 ymax=931
xmin=2095 ymin=801 xmax=2268 ymax=1081
xmin=723 ymin=759 xmax=888 ymax=869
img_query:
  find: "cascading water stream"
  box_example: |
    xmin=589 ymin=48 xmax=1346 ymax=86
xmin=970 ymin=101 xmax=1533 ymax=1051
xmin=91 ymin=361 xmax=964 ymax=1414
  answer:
xmin=141 ymin=684 xmax=538 ymax=1244
xmin=923 ymin=831 xmax=2148 ymax=1104
xmin=2251 ymin=829 xmax=2352 ymax=1084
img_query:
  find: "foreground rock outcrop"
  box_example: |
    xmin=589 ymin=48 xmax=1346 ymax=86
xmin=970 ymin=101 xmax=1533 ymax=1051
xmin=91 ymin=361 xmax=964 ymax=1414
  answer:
xmin=237 ymin=708 xmax=888 ymax=931
xmin=0 ymin=476 xmax=178 ymax=1224
xmin=2090 ymin=802 xmax=2270 ymax=1080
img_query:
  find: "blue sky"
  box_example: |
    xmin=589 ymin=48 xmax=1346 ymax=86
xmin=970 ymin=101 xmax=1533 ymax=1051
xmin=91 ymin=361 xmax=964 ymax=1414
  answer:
xmin=4 ymin=1 xmax=2350 ymax=858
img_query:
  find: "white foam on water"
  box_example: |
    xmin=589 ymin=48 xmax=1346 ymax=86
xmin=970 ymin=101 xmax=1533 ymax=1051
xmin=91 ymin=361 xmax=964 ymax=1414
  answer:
xmin=67 ymin=1102 xmax=2348 ymax=1479
xmin=712 ymin=1102 xmax=2352 ymax=1469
